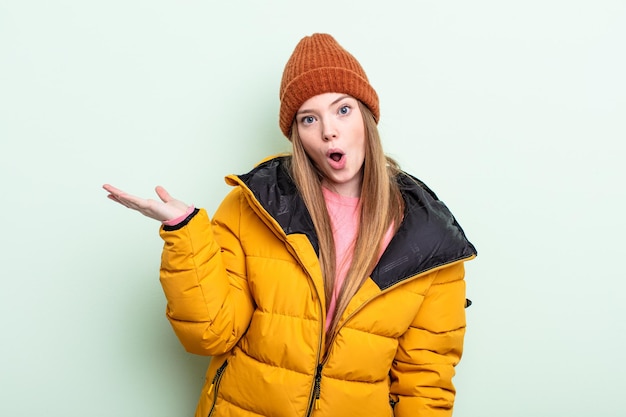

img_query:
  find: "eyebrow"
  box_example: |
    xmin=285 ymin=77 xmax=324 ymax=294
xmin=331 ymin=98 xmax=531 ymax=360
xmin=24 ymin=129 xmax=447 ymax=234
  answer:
xmin=296 ymin=95 xmax=353 ymax=115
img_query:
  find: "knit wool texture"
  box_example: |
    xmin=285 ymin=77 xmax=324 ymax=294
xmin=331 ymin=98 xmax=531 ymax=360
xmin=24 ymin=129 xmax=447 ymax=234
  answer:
xmin=279 ymin=33 xmax=380 ymax=138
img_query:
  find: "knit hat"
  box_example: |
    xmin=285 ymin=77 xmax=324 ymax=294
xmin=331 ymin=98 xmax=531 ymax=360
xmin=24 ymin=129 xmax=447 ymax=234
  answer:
xmin=279 ymin=33 xmax=379 ymax=138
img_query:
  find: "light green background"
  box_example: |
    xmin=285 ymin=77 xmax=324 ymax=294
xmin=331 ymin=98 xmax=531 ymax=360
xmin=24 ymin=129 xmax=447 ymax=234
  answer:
xmin=1 ymin=1 xmax=625 ymax=416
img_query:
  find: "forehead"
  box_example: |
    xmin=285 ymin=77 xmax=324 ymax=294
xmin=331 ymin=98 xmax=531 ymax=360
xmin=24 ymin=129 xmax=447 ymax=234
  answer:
xmin=298 ymin=93 xmax=356 ymax=112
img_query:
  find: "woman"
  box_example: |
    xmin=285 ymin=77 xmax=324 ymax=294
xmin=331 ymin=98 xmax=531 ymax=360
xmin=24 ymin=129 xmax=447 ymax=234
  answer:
xmin=104 ymin=33 xmax=477 ymax=417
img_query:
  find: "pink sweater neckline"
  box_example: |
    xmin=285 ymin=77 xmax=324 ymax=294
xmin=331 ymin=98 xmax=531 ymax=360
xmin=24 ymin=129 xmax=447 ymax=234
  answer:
xmin=322 ymin=187 xmax=394 ymax=332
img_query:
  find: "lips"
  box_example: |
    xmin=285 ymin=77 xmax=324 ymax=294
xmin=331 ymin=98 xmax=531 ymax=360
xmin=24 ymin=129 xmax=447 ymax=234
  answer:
xmin=326 ymin=149 xmax=346 ymax=170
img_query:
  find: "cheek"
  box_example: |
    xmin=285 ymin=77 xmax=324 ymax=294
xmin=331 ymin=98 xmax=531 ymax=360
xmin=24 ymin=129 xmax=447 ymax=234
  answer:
xmin=298 ymin=136 xmax=315 ymax=154
xmin=297 ymin=126 xmax=314 ymax=145
xmin=297 ymin=135 xmax=322 ymax=164
xmin=352 ymin=126 xmax=366 ymax=155
xmin=298 ymin=128 xmax=319 ymax=151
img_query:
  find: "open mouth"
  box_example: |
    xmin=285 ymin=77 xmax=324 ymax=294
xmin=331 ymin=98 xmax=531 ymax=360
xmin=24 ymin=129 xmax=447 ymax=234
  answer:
xmin=326 ymin=149 xmax=346 ymax=169
xmin=329 ymin=152 xmax=343 ymax=162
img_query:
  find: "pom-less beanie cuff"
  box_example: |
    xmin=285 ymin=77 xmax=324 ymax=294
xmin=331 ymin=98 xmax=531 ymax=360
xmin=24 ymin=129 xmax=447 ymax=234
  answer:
xmin=279 ymin=33 xmax=379 ymax=138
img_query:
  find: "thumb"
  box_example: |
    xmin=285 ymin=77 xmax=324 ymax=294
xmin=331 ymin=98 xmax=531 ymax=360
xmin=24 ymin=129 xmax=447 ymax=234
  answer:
xmin=155 ymin=186 xmax=172 ymax=203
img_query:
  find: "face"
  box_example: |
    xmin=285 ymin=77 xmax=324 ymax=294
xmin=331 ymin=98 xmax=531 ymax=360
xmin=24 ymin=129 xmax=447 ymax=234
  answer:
xmin=296 ymin=92 xmax=366 ymax=197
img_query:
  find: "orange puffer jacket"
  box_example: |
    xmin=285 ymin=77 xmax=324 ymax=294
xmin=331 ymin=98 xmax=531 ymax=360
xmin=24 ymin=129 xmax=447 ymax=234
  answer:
xmin=158 ymin=156 xmax=476 ymax=417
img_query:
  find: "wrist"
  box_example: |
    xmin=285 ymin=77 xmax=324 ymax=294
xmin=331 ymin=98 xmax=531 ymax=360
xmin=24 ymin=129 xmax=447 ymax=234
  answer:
xmin=162 ymin=205 xmax=195 ymax=226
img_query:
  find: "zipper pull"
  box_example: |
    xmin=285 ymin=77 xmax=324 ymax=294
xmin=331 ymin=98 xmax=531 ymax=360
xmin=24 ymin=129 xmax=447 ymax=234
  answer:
xmin=208 ymin=361 xmax=228 ymax=396
xmin=313 ymin=364 xmax=323 ymax=410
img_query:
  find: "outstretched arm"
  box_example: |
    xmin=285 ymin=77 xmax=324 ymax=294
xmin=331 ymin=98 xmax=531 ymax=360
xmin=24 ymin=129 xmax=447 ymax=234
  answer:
xmin=104 ymin=183 xmax=254 ymax=355
xmin=102 ymin=184 xmax=190 ymax=222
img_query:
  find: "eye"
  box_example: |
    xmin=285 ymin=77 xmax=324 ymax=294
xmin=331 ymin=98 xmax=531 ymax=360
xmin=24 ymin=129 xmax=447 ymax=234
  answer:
xmin=300 ymin=115 xmax=316 ymax=125
xmin=338 ymin=105 xmax=351 ymax=115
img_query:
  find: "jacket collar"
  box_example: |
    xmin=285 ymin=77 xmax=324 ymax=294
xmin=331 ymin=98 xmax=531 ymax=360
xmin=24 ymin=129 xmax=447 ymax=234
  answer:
xmin=234 ymin=156 xmax=476 ymax=290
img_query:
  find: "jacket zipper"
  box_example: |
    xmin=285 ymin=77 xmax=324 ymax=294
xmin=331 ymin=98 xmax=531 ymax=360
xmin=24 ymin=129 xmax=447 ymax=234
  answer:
xmin=207 ymin=360 xmax=228 ymax=417
xmin=271 ymin=223 xmax=324 ymax=416
xmin=313 ymin=364 xmax=323 ymax=410
xmin=389 ymin=396 xmax=399 ymax=409
xmin=300 ymin=265 xmax=324 ymax=417
xmin=247 ymin=216 xmax=326 ymax=416
xmin=303 ymin=303 xmax=324 ymax=417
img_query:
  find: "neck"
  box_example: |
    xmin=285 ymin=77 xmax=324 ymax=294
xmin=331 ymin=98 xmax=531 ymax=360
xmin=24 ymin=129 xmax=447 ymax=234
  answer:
xmin=321 ymin=179 xmax=362 ymax=198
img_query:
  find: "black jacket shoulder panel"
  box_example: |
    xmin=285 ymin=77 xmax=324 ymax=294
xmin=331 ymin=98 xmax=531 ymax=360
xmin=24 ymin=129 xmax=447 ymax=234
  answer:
xmin=371 ymin=173 xmax=477 ymax=290
xmin=236 ymin=156 xmax=320 ymax=254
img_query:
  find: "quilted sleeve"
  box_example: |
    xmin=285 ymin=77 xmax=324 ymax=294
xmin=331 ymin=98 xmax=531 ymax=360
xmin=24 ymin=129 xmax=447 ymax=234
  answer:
xmin=158 ymin=188 xmax=254 ymax=356
xmin=390 ymin=262 xmax=467 ymax=417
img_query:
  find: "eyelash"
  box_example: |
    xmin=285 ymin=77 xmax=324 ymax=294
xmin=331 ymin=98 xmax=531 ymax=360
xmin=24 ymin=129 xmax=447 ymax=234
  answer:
xmin=339 ymin=105 xmax=351 ymax=115
xmin=301 ymin=115 xmax=316 ymax=125
xmin=299 ymin=104 xmax=352 ymax=125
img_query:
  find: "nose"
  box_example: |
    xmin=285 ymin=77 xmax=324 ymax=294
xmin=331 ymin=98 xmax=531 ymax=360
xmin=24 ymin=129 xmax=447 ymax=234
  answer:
xmin=322 ymin=120 xmax=338 ymax=141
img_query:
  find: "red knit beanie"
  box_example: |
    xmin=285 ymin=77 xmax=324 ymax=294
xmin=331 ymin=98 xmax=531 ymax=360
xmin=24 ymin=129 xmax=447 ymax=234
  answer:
xmin=279 ymin=33 xmax=379 ymax=138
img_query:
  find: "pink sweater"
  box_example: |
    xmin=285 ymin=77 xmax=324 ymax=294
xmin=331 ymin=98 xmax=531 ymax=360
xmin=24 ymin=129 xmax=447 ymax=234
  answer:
xmin=323 ymin=188 xmax=394 ymax=331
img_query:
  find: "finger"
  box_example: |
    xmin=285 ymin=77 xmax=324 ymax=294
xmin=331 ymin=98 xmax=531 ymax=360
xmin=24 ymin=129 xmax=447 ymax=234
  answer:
xmin=107 ymin=194 xmax=129 ymax=207
xmin=155 ymin=185 xmax=172 ymax=203
xmin=103 ymin=184 xmax=132 ymax=203
xmin=109 ymin=189 xmax=145 ymax=209
xmin=103 ymin=184 xmax=124 ymax=194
